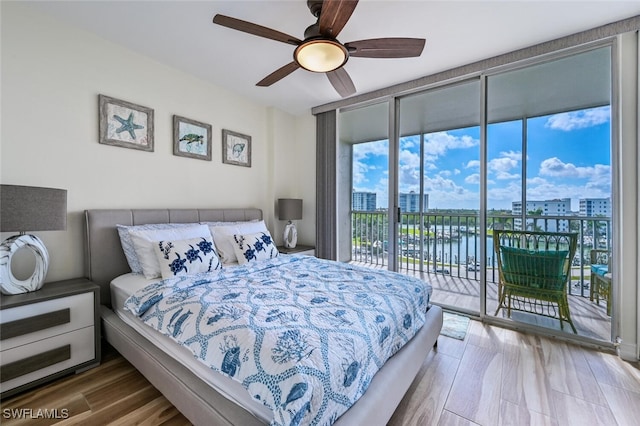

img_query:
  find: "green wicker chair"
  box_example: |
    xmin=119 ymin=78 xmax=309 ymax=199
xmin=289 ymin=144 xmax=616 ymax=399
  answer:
xmin=493 ymin=230 xmax=578 ymax=333
xmin=590 ymin=249 xmax=612 ymax=316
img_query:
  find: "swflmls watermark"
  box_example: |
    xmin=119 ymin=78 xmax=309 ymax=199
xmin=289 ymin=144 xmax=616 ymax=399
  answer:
xmin=2 ymin=408 xmax=69 ymax=420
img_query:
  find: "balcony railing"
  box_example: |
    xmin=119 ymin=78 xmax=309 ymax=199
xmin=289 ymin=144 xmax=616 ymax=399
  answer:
xmin=351 ymin=210 xmax=611 ymax=297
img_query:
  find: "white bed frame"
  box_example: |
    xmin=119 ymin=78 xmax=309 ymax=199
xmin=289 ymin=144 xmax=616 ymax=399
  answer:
xmin=84 ymin=208 xmax=443 ymax=426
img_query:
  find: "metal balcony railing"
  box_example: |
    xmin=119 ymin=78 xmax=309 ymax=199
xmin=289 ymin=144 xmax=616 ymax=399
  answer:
xmin=351 ymin=210 xmax=611 ymax=297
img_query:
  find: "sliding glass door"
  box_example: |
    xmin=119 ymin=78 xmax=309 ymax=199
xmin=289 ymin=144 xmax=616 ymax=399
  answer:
xmin=485 ymin=45 xmax=612 ymax=338
xmin=397 ymin=79 xmax=481 ymax=313
xmin=338 ymin=101 xmax=389 ymax=266
xmin=338 ymin=43 xmax=614 ymax=343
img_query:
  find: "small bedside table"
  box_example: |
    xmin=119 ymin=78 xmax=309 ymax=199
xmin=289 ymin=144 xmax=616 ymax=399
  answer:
xmin=277 ymin=245 xmax=315 ymax=256
xmin=0 ymin=278 xmax=100 ymax=399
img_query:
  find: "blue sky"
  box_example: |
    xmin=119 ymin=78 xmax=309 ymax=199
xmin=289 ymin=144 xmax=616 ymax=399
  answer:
xmin=353 ymin=106 xmax=611 ymax=210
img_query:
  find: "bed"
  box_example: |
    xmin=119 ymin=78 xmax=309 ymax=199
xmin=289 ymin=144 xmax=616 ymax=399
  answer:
xmin=84 ymin=208 xmax=443 ymax=426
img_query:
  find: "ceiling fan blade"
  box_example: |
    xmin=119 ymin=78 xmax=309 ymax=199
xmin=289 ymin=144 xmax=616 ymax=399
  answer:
xmin=213 ymin=14 xmax=301 ymax=46
xmin=326 ymin=67 xmax=356 ymax=98
xmin=318 ymin=0 xmax=359 ymax=38
xmin=345 ymin=38 xmax=426 ymax=58
xmin=257 ymin=62 xmax=301 ymax=87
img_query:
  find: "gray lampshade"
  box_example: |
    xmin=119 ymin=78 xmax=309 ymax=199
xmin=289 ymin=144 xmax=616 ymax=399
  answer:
xmin=0 ymin=185 xmax=67 ymax=232
xmin=278 ymin=198 xmax=303 ymax=221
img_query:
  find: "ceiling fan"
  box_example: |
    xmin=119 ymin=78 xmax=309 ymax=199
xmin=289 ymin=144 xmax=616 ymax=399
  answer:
xmin=212 ymin=0 xmax=426 ymax=98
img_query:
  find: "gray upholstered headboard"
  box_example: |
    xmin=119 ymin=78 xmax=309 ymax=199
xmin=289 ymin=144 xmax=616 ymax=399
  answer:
xmin=84 ymin=208 xmax=263 ymax=307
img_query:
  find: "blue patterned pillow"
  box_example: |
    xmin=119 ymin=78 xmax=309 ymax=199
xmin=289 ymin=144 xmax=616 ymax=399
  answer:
xmin=154 ymin=236 xmax=222 ymax=279
xmin=206 ymin=220 xmax=268 ymax=264
xmin=117 ymin=223 xmax=197 ymax=274
xmin=230 ymin=231 xmax=279 ymax=264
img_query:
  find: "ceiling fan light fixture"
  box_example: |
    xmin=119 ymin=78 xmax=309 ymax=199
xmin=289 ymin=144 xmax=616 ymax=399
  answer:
xmin=294 ymin=38 xmax=348 ymax=73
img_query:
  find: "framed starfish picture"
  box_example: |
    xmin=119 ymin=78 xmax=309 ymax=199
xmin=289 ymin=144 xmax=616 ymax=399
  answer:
xmin=173 ymin=115 xmax=212 ymax=161
xmin=99 ymin=94 xmax=154 ymax=151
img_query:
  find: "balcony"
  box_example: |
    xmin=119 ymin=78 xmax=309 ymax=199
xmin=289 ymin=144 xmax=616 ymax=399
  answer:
xmin=350 ymin=210 xmax=612 ymax=341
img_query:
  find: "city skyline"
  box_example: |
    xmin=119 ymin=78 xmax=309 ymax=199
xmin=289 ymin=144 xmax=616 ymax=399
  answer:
xmin=352 ymin=106 xmax=611 ymax=211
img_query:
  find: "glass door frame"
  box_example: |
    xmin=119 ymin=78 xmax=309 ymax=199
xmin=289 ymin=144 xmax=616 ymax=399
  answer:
xmin=478 ymin=39 xmax=617 ymax=346
xmin=341 ymin=37 xmax=618 ymax=347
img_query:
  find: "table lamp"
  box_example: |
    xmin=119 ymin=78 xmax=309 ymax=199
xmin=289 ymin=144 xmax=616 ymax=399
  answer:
xmin=0 ymin=184 xmax=67 ymax=295
xmin=278 ymin=198 xmax=302 ymax=249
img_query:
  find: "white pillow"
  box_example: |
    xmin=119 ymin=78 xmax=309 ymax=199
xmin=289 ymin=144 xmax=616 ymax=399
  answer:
xmin=155 ymin=236 xmax=222 ymax=279
xmin=117 ymin=222 xmax=197 ymax=274
xmin=230 ymin=231 xmax=279 ymax=264
xmin=130 ymin=224 xmax=212 ymax=279
xmin=208 ymin=220 xmax=268 ymax=264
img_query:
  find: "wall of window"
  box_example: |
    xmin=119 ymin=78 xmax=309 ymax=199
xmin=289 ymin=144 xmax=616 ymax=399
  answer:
xmin=326 ymin=31 xmax=639 ymax=358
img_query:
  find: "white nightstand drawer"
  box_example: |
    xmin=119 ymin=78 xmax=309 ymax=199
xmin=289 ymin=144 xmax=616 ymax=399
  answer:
xmin=0 ymin=292 xmax=94 ymax=351
xmin=0 ymin=326 xmax=95 ymax=392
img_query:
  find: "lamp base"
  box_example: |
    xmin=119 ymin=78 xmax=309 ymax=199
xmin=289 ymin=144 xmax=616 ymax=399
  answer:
xmin=283 ymin=222 xmax=298 ymax=249
xmin=0 ymin=234 xmax=49 ymax=295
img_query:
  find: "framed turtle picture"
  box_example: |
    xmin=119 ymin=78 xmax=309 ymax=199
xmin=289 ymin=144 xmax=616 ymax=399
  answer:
xmin=99 ymin=94 xmax=154 ymax=151
xmin=173 ymin=115 xmax=212 ymax=161
xmin=222 ymin=129 xmax=251 ymax=167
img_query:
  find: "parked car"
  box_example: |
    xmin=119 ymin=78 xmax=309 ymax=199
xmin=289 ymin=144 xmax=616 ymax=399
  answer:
xmin=432 ymin=268 xmax=450 ymax=275
xmin=466 ymin=263 xmax=481 ymax=271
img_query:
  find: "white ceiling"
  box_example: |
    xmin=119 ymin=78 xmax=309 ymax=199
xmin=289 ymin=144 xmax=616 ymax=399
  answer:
xmin=26 ymin=1 xmax=640 ymax=116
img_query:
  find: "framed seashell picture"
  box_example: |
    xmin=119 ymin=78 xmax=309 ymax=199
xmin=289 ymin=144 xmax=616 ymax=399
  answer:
xmin=222 ymin=129 xmax=251 ymax=167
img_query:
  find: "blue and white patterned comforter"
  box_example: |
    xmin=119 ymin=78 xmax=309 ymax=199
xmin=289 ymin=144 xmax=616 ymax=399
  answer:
xmin=125 ymin=255 xmax=431 ymax=426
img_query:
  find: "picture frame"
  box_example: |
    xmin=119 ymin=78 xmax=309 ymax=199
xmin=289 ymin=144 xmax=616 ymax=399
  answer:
xmin=173 ymin=115 xmax=212 ymax=161
xmin=99 ymin=94 xmax=154 ymax=151
xmin=222 ymin=129 xmax=251 ymax=167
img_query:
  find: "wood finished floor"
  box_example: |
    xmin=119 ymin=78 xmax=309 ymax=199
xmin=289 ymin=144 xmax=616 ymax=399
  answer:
xmin=2 ymin=323 xmax=638 ymax=426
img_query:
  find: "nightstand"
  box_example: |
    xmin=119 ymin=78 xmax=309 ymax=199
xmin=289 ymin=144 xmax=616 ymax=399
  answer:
xmin=0 ymin=278 xmax=100 ymax=399
xmin=277 ymin=244 xmax=315 ymax=256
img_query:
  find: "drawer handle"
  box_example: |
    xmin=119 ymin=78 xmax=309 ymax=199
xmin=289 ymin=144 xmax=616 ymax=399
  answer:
xmin=0 ymin=308 xmax=71 ymax=340
xmin=1 ymin=345 xmax=71 ymax=383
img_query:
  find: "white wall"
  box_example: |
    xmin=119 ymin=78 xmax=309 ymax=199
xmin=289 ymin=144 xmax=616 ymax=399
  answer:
xmin=0 ymin=3 xmax=316 ymax=282
xmin=293 ymin=114 xmax=317 ymax=246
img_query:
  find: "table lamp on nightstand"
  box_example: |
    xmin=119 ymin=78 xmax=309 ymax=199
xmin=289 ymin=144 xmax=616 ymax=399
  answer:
xmin=278 ymin=198 xmax=302 ymax=249
xmin=0 ymin=184 xmax=67 ymax=295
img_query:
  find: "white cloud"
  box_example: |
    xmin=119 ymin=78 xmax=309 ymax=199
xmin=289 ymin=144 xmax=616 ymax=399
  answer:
xmin=353 ymin=160 xmax=368 ymax=185
xmin=525 ymin=162 xmax=611 ymax=209
xmin=352 ymin=140 xmax=388 ymax=161
xmin=398 ymin=149 xmax=422 ymax=190
xmin=423 ymin=132 xmax=479 ymax=164
xmin=424 ymin=174 xmax=463 ymax=193
xmin=465 ymin=160 xmax=480 ymax=169
xmin=401 ymin=138 xmax=417 ymax=149
xmin=465 ymin=173 xmax=480 ymax=184
xmin=489 ymin=157 xmax=518 ymax=173
xmin=526 ymin=176 xmax=548 ymax=186
xmin=425 ymin=163 xmax=438 ymax=170
xmin=545 ymin=106 xmax=610 ymax=131
xmin=539 ymin=157 xmax=610 ymax=180
xmin=362 ymin=176 xmax=390 ymax=208
xmin=422 ymin=173 xmax=480 ymax=209
xmin=399 ymin=148 xmax=420 ymax=168
xmin=352 ymin=140 xmax=389 ymax=185
xmin=486 ymin=151 xmax=521 ymax=180
xmin=488 ymin=181 xmax=522 ymax=207
xmin=501 ymin=151 xmax=522 ymax=161
xmin=494 ymin=171 xmax=520 ymax=180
